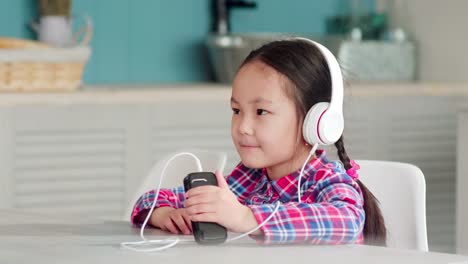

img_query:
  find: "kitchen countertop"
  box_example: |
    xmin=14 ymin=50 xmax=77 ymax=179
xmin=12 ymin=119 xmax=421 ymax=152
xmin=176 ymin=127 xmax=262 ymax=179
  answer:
xmin=0 ymin=82 xmax=467 ymax=106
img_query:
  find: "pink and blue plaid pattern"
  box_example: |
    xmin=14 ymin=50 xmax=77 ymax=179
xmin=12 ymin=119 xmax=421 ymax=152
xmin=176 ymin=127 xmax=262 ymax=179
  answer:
xmin=131 ymin=150 xmax=365 ymax=244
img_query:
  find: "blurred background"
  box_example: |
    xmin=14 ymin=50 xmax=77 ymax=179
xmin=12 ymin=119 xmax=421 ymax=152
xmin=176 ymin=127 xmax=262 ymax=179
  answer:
xmin=0 ymin=0 xmax=467 ymax=256
xmin=1 ymin=0 xmax=465 ymax=84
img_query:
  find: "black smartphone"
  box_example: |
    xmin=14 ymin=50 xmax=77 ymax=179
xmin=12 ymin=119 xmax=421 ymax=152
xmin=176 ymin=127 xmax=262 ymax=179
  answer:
xmin=183 ymin=172 xmax=227 ymax=245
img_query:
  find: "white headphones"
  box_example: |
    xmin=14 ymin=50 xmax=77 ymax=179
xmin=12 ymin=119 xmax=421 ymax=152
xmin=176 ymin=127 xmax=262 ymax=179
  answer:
xmin=294 ymin=38 xmax=345 ymax=146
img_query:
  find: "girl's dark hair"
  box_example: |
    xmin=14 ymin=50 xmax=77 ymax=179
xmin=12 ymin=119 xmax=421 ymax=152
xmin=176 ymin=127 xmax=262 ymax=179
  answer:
xmin=240 ymin=39 xmax=387 ymax=246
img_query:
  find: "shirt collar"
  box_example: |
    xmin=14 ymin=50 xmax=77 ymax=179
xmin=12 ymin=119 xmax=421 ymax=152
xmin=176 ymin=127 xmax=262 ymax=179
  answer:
xmin=260 ymin=149 xmax=329 ymax=198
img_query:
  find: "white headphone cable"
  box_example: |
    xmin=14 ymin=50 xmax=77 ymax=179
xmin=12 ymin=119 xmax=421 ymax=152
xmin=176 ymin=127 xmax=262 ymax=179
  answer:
xmin=297 ymin=143 xmax=319 ymax=202
xmin=120 ymin=152 xmax=203 ymax=252
xmin=121 ymin=145 xmax=317 ymax=251
xmin=226 ymin=201 xmax=280 ymax=242
xmin=229 ymin=143 xmax=319 ymax=241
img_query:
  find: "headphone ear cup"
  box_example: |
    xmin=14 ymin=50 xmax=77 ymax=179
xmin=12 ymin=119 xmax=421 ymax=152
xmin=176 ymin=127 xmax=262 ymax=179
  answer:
xmin=303 ymin=102 xmax=344 ymax=145
xmin=318 ymin=110 xmax=344 ymax=145
xmin=302 ymin=102 xmax=329 ymax=145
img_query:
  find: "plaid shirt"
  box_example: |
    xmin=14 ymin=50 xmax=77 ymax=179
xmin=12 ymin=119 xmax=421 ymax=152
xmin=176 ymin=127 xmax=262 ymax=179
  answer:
xmin=131 ymin=150 xmax=365 ymax=244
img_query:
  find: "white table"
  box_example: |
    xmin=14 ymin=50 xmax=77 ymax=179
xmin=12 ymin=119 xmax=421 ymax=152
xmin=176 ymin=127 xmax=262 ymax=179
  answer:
xmin=1 ymin=209 xmax=467 ymax=264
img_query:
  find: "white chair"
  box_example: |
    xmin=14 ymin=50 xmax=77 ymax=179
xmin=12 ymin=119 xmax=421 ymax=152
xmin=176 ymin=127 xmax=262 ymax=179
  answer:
xmin=357 ymin=160 xmax=428 ymax=252
xmin=123 ymin=149 xmax=227 ymax=221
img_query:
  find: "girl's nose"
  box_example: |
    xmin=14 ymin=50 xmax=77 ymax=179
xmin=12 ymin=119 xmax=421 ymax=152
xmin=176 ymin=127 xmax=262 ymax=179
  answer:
xmin=238 ymin=116 xmax=254 ymax=136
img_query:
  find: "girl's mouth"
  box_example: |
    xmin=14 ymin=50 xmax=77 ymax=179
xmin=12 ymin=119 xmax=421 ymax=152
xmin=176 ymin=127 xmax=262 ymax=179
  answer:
xmin=240 ymin=144 xmax=260 ymax=148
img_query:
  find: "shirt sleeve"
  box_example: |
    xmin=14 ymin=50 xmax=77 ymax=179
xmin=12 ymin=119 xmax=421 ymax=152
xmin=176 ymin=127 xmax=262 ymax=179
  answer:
xmin=130 ymin=163 xmax=262 ymax=226
xmin=247 ymin=171 xmax=365 ymax=244
xmin=130 ymin=186 xmax=186 ymax=225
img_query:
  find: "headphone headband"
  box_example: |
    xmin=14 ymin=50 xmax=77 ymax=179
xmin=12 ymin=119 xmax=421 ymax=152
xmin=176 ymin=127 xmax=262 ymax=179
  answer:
xmin=293 ymin=37 xmax=343 ymax=115
xmin=292 ymin=37 xmax=345 ymax=145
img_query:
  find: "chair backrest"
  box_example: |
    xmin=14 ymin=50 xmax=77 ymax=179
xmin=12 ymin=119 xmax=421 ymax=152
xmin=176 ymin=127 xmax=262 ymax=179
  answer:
xmin=357 ymin=160 xmax=428 ymax=251
xmin=123 ymin=149 xmax=227 ymax=221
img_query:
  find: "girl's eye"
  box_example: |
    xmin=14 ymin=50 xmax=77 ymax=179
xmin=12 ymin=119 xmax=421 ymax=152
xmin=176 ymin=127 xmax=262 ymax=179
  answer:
xmin=232 ymin=108 xmax=240 ymax=115
xmin=257 ymin=109 xmax=269 ymax=116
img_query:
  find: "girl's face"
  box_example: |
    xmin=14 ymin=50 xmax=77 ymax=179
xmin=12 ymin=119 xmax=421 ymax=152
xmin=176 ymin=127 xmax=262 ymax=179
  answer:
xmin=231 ymin=61 xmax=309 ymax=177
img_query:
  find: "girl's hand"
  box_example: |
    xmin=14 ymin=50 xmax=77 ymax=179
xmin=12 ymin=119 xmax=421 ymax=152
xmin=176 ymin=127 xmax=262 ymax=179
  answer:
xmin=184 ymin=170 xmax=260 ymax=234
xmin=150 ymin=207 xmax=193 ymax=235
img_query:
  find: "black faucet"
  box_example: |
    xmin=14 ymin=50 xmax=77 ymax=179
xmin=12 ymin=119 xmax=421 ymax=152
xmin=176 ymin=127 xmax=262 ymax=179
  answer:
xmin=211 ymin=0 xmax=257 ymax=34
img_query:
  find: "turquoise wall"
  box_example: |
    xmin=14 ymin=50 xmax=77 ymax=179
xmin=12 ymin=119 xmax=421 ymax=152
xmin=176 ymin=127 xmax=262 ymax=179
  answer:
xmin=0 ymin=0 xmax=374 ymax=84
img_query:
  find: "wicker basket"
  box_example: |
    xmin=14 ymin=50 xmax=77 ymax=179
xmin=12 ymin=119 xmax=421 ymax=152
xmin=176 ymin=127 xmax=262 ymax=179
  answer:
xmin=0 ymin=37 xmax=90 ymax=92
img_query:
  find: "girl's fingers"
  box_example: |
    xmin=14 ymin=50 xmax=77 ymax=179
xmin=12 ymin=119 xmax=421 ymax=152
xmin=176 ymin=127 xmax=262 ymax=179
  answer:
xmin=214 ymin=170 xmax=229 ymax=189
xmin=184 ymin=193 xmax=217 ymax=208
xmin=163 ymin=219 xmax=180 ymax=234
xmin=171 ymin=213 xmax=191 ymax=235
xmin=190 ymin=213 xmax=218 ymax=223
xmin=186 ymin=204 xmax=216 ymax=215
xmin=186 ymin=185 xmax=218 ymax=198
xmin=181 ymin=212 xmax=193 ymax=232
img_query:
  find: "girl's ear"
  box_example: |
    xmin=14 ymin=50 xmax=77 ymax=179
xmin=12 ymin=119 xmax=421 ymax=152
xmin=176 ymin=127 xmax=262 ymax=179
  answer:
xmin=297 ymin=116 xmax=307 ymax=145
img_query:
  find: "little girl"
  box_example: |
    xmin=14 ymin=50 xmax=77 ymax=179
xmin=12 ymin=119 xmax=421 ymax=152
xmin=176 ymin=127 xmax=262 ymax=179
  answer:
xmin=131 ymin=38 xmax=386 ymax=245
